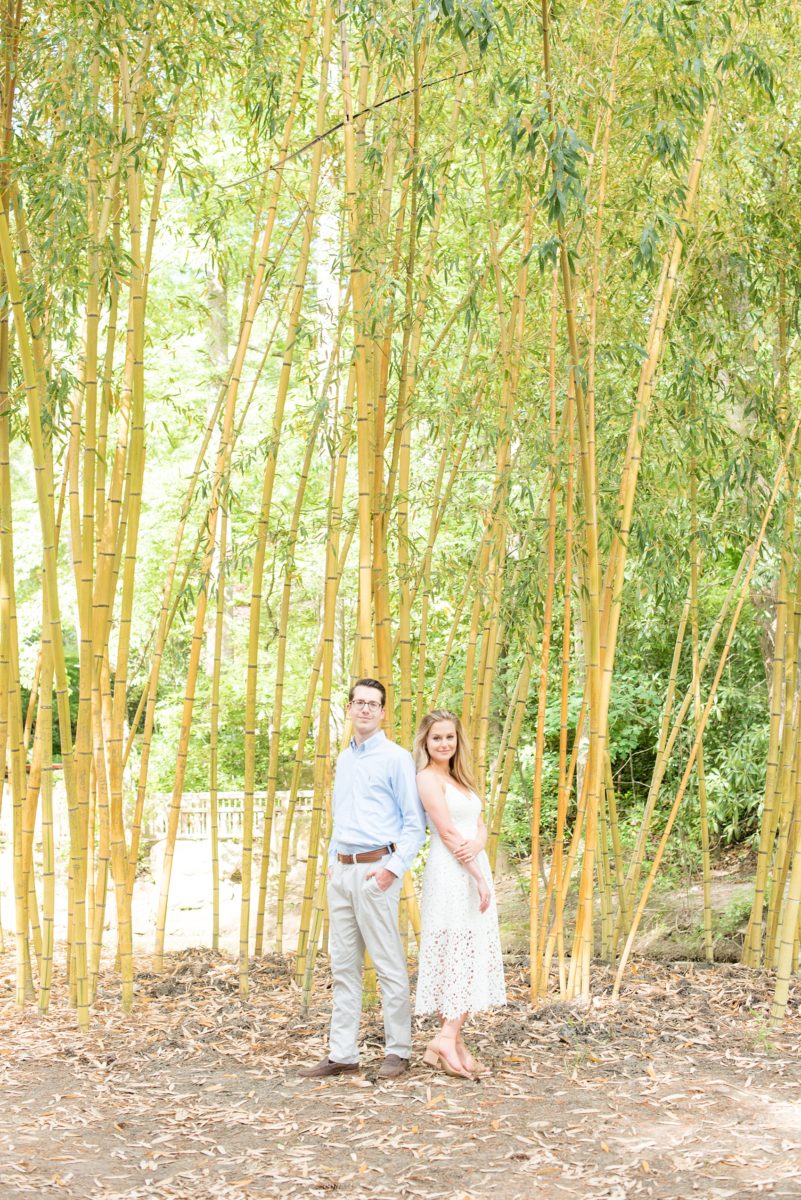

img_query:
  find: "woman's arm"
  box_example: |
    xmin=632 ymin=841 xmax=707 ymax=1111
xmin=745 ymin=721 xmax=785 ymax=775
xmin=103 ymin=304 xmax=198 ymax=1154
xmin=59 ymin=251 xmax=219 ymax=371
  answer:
xmin=418 ymin=777 xmax=490 ymax=910
xmin=452 ymin=812 xmax=487 ymax=863
xmin=416 ymin=771 xmax=468 ymax=857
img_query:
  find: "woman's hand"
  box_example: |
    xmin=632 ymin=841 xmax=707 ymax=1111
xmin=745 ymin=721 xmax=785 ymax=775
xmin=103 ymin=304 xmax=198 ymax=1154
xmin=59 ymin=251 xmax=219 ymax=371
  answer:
xmin=452 ymin=837 xmax=481 ymax=863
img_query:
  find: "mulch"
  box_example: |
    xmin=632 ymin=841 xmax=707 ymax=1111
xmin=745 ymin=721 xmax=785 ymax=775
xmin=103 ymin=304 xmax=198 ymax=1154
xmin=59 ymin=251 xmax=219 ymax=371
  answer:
xmin=1 ymin=947 xmax=801 ymax=1199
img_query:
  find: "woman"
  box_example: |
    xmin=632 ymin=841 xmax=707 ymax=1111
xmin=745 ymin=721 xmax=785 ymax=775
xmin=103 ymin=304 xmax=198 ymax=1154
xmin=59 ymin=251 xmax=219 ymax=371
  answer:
xmin=414 ymin=709 xmax=506 ymax=1079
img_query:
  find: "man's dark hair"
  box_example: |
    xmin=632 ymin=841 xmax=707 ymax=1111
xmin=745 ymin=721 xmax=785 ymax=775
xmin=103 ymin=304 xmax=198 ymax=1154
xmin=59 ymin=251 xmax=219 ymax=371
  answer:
xmin=348 ymin=677 xmax=386 ymax=706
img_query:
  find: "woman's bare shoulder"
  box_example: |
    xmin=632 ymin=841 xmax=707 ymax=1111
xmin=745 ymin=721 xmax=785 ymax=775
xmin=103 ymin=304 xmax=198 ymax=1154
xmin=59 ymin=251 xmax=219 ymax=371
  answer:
xmin=416 ymin=767 xmax=446 ymax=796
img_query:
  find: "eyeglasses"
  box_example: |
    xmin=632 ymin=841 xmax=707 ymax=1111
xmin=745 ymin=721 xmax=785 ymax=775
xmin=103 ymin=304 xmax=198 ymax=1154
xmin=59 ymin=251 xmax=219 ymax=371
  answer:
xmin=350 ymin=699 xmax=383 ymax=712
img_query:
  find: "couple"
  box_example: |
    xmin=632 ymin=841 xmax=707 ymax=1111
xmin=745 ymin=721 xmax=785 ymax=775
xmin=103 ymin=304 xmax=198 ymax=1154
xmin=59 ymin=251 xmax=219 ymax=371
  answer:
xmin=300 ymin=677 xmax=506 ymax=1082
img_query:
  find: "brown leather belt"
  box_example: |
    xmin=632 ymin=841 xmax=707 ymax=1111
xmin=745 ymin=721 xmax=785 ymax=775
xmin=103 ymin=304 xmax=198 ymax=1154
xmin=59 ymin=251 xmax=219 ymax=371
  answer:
xmin=337 ymin=844 xmax=396 ymax=864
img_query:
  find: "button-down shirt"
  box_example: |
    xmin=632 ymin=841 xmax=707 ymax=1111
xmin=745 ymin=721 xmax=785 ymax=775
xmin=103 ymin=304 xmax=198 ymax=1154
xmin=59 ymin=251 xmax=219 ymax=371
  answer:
xmin=329 ymin=730 xmax=426 ymax=879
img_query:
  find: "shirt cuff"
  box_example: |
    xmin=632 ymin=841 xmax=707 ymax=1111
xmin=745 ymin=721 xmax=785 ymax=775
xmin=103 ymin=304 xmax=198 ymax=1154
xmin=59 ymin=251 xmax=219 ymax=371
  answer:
xmin=384 ymin=852 xmax=405 ymax=879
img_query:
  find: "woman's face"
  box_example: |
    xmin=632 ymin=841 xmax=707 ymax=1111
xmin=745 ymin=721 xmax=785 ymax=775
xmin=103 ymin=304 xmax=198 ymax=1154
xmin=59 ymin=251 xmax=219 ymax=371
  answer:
xmin=426 ymin=719 xmax=458 ymax=767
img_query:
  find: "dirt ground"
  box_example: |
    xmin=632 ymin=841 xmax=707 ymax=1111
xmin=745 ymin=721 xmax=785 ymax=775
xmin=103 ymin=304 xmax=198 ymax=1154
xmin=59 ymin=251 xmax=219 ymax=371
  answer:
xmin=2 ymin=947 xmax=801 ymax=1200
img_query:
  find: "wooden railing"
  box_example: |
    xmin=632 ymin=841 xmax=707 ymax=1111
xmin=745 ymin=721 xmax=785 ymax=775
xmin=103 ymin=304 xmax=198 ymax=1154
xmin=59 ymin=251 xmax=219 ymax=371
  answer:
xmin=143 ymin=790 xmax=314 ymax=840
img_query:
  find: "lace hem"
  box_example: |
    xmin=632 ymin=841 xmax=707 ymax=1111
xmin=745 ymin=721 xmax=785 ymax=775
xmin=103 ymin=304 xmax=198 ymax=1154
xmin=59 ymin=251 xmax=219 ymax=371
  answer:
xmin=414 ymin=928 xmax=507 ymax=1019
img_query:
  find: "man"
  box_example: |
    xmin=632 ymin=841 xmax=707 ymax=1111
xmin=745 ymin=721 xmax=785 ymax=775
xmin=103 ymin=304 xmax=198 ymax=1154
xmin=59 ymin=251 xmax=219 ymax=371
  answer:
xmin=300 ymin=678 xmax=426 ymax=1080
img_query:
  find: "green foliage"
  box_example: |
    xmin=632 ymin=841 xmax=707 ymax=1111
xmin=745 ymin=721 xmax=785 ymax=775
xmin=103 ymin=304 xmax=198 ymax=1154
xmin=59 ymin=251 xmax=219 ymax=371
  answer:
xmin=20 ymin=650 xmax=80 ymax=764
xmin=713 ymin=891 xmax=754 ymax=938
xmin=8 ymin=0 xmax=799 ymax=883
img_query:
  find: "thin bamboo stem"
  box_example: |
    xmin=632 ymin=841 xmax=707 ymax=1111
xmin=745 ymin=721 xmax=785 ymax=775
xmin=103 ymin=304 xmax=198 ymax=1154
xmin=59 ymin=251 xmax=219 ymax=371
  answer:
xmin=614 ymin=401 xmax=801 ymax=997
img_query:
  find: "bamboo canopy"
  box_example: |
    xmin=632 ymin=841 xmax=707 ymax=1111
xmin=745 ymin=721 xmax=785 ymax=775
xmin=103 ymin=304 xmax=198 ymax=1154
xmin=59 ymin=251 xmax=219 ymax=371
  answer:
xmin=2 ymin=0 xmax=801 ymax=1028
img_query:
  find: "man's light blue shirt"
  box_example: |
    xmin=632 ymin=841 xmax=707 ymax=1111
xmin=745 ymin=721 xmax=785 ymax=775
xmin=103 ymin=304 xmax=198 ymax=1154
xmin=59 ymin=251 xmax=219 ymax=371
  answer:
xmin=329 ymin=730 xmax=426 ymax=879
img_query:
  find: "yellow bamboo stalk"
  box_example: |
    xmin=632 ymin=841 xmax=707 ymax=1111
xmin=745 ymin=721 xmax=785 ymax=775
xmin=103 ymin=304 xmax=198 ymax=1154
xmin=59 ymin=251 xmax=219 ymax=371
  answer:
xmin=20 ymin=657 xmax=38 ymax=757
xmin=152 ymin=464 xmax=234 ymax=968
xmin=614 ymin=402 xmax=801 ymax=997
xmin=86 ymin=36 xmax=155 ymax=1010
xmin=419 ymin=386 xmax=544 ymax=720
xmin=37 ymin=623 xmax=55 ymax=1013
xmin=153 ymin=13 xmax=318 ymax=969
xmin=502 ymin=441 xmax=579 ymax=986
xmin=765 ymin=572 xmax=801 ymax=964
xmin=587 ymin=105 xmax=716 ymax=982
xmin=125 ymin=291 xmax=299 ymax=854
xmin=84 ymin=551 xmax=125 ymax=999
xmin=0 ymin=336 xmax=30 ymax=1005
xmin=766 ymin=724 xmax=800 ymax=969
xmin=89 ymin=669 xmax=111 ymax=998
xmin=65 ymin=55 xmax=102 ymax=916
xmin=603 ymin=751 xmax=630 ymax=940
xmin=539 ymin=0 xmax=603 ymax=997
xmin=239 ymin=2 xmax=332 ymax=997
xmin=530 ymin=267 xmax=559 ymax=1001
xmin=121 ymin=206 xmax=299 ymax=779
xmin=0 ymin=209 xmax=89 ymax=1026
xmin=125 ymin=367 xmax=237 ymax=880
xmin=372 ymin=164 xmax=409 ymax=720
xmin=472 ymin=562 xmax=502 ymax=789
xmin=383 ymin=64 xmax=466 ymax=720
xmin=470 ymin=179 xmax=532 ymax=785
xmin=393 ymin=376 xmax=489 ymax=669
xmin=745 ymin=288 xmax=798 ymax=964
xmin=460 ymin=521 xmax=497 ymax=734
xmin=339 ymin=1 xmax=375 ymax=679
xmin=771 ymin=793 xmax=801 ymax=1023
xmin=551 ymin=376 xmax=575 ymax=995
xmin=296 ymin=371 xmax=352 ymax=983
xmin=12 ymin=864 xmax=33 ymax=1004
xmin=275 ymin=646 xmax=324 ymax=955
xmin=209 ymin=501 xmax=227 ymax=952
xmin=252 ymin=292 xmax=349 ymax=956
xmin=413 ymin=414 xmax=458 ymax=725
xmin=551 ymin=11 xmax=718 ymax=992
xmin=393 ymin=53 xmax=421 ymax=745
xmin=615 ymin=551 xmax=748 ymax=951
xmin=534 ymin=390 xmax=581 ymax=997
xmin=597 ymin=785 xmax=613 ymax=960
xmin=431 ymin=550 xmax=481 ymax=710
xmin=96 ymin=167 xmax=120 ymax=544
xmin=542 ymin=757 xmax=591 ymax=997
xmin=300 ymin=786 xmax=332 ymax=1011
xmin=769 ymin=572 xmax=801 ymax=1010
xmin=689 ymin=446 xmax=713 ymax=961
xmin=599 ymin=102 xmax=719 ymax=689
xmin=583 ymin=14 xmax=622 ymax=529
xmin=21 ymin=709 xmax=43 ymax=983
xmin=0 ymin=137 xmax=15 ymax=942
xmin=272 ymin=524 xmax=354 ymax=952
xmin=486 ymin=651 xmax=533 ymax=871
xmin=744 ymin=531 xmax=792 ymax=963
xmin=86 ymin=758 xmax=96 ymax=958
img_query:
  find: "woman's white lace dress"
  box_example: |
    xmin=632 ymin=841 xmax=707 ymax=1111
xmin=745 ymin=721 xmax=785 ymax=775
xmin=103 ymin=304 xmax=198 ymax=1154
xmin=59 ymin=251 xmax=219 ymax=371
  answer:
xmin=415 ymin=781 xmax=506 ymax=1019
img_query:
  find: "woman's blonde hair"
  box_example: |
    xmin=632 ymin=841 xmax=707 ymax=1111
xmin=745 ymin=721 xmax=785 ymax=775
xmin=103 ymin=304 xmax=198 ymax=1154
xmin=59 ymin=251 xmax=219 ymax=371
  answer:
xmin=413 ymin=709 xmax=477 ymax=793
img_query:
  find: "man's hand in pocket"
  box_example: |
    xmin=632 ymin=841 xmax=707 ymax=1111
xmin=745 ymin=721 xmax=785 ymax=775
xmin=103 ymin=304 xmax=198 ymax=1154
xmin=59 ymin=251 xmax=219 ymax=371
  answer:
xmin=366 ymin=867 xmax=396 ymax=892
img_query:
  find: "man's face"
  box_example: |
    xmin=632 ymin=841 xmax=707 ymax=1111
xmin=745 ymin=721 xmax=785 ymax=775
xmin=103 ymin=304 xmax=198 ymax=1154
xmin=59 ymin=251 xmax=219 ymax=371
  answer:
xmin=347 ymin=685 xmax=385 ymax=741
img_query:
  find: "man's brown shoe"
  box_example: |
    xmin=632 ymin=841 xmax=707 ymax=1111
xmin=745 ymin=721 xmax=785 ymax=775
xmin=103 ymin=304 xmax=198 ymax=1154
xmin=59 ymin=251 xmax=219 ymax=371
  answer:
xmin=298 ymin=1057 xmax=359 ymax=1079
xmin=376 ymin=1054 xmax=409 ymax=1080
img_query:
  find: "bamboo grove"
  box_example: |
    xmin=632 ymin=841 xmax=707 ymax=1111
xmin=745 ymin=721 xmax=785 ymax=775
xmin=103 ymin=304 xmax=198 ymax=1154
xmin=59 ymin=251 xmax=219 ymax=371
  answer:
xmin=2 ymin=0 xmax=801 ymax=1029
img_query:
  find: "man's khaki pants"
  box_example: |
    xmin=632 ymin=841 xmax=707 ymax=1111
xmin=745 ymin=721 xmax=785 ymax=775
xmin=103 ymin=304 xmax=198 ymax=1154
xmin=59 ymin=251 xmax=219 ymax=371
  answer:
xmin=327 ymin=857 xmax=411 ymax=1064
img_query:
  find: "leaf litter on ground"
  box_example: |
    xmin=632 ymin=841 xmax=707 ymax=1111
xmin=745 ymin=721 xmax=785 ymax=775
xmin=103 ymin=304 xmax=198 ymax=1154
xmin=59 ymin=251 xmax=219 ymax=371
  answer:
xmin=1 ymin=946 xmax=800 ymax=1200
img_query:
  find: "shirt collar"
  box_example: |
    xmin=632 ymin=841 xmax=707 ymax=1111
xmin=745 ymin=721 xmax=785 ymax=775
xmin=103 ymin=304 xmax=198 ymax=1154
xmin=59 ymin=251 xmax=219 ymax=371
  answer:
xmin=349 ymin=729 xmax=387 ymax=754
